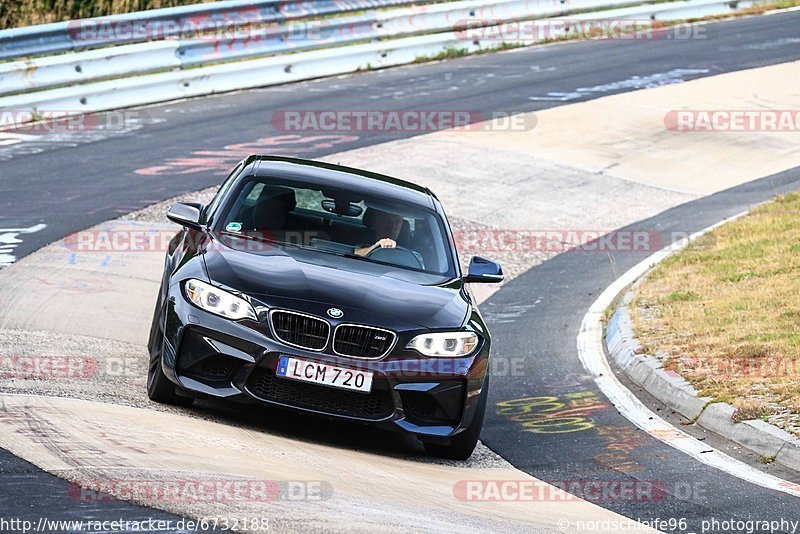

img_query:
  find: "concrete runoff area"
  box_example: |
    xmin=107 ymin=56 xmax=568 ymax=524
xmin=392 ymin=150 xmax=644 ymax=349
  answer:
xmin=1 ymin=59 xmax=800 ymax=530
xmin=429 ymin=60 xmax=800 ymax=196
xmin=0 ymin=394 xmax=654 ymax=533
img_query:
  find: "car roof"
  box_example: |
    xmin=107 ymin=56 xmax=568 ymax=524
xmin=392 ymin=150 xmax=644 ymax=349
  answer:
xmin=246 ymin=155 xmax=438 ymax=210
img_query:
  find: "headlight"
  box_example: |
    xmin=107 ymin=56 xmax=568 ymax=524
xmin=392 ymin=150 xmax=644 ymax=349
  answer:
xmin=184 ymin=279 xmax=256 ymax=321
xmin=406 ymin=332 xmax=479 ymax=357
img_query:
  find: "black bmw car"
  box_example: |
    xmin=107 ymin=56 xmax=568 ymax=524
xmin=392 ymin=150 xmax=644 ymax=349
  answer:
xmin=147 ymin=155 xmax=502 ymax=459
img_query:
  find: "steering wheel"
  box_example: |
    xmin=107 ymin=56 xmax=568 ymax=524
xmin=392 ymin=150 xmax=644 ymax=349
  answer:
xmin=366 ymin=245 xmax=424 ymax=269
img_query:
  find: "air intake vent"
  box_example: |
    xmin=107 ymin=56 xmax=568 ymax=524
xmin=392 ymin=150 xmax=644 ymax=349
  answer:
xmin=270 ymin=311 xmax=330 ymax=351
xmin=247 ymin=368 xmax=393 ymax=419
xmin=333 ymin=325 xmax=395 ymax=358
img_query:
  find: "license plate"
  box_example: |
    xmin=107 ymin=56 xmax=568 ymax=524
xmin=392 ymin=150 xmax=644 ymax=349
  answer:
xmin=276 ymin=356 xmax=373 ymax=393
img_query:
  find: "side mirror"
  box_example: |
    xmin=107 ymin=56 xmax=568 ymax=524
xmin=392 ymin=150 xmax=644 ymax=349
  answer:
xmin=167 ymin=202 xmax=203 ymax=230
xmin=463 ymin=256 xmax=503 ymax=284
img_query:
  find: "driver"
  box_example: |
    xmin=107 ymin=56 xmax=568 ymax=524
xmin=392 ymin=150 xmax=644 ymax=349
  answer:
xmin=355 ymin=209 xmax=404 ymax=257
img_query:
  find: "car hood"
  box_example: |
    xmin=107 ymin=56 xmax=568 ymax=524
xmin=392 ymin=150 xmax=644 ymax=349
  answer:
xmin=202 ymin=240 xmax=469 ymax=330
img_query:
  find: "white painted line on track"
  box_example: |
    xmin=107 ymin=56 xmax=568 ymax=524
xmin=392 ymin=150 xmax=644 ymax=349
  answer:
xmin=0 ymin=223 xmax=47 ymax=267
xmin=0 ymin=132 xmax=39 ymax=145
xmin=577 ymin=211 xmax=800 ymax=499
xmin=528 ymin=68 xmax=711 ymax=102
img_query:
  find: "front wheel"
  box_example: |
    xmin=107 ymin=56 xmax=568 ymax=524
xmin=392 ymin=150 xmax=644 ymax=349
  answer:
xmin=147 ymin=306 xmax=194 ymax=407
xmin=424 ymin=374 xmax=489 ymax=461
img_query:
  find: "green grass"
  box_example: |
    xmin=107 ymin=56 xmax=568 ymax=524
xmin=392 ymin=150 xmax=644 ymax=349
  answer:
xmin=662 ymin=291 xmax=699 ymax=303
xmin=632 ymin=192 xmax=800 ymax=429
xmin=414 ymin=47 xmax=470 ymax=63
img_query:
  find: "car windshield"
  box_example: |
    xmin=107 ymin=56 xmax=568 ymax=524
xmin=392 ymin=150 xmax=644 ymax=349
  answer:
xmin=213 ymin=175 xmax=456 ymax=277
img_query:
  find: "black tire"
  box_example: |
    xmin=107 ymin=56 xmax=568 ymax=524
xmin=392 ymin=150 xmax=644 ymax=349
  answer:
xmin=424 ymin=374 xmax=489 ymax=461
xmin=147 ymin=306 xmax=194 ymax=407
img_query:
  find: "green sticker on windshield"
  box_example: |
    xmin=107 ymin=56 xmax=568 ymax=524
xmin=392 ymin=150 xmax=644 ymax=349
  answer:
xmin=226 ymin=222 xmax=242 ymax=233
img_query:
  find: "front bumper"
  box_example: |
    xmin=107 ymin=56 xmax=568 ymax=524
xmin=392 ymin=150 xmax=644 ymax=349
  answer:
xmin=160 ymin=287 xmax=489 ymax=440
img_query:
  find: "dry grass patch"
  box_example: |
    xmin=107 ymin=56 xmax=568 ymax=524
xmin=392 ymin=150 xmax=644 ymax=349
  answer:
xmin=632 ymin=192 xmax=800 ymax=435
xmin=1 ymin=0 xmax=212 ymax=29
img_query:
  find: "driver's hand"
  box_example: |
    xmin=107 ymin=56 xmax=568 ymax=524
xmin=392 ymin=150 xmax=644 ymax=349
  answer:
xmin=355 ymin=238 xmax=397 ymax=257
xmin=375 ymin=238 xmax=396 ymax=249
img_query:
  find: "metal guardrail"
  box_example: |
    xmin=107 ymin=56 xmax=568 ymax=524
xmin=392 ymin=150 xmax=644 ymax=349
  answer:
xmin=175 ymin=0 xmax=648 ymax=66
xmin=0 ymin=0 xmax=429 ymax=61
xmin=0 ymin=41 xmax=181 ymax=95
xmin=0 ymin=0 xmax=771 ymax=123
xmin=2 ymin=0 xmax=645 ymax=94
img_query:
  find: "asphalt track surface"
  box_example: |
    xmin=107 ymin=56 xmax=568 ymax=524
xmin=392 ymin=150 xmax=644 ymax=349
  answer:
xmin=481 ymin=166 xmax=800 ymax=533
xmin=0 ymin=450 xmax=219 ymax=533
xmin=2 ymin=11 xmax=800 ymax=532
xmin=3 ymin=11 xmax=800 ymax=258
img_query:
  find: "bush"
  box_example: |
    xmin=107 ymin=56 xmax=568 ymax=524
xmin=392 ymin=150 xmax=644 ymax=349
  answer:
xmin=1 ymin=0 xmax=214 ymax=30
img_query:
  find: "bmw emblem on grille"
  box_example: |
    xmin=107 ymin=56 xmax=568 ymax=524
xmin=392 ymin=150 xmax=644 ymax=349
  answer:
xmin=327 ymin=308 xmax=344 ymax=319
